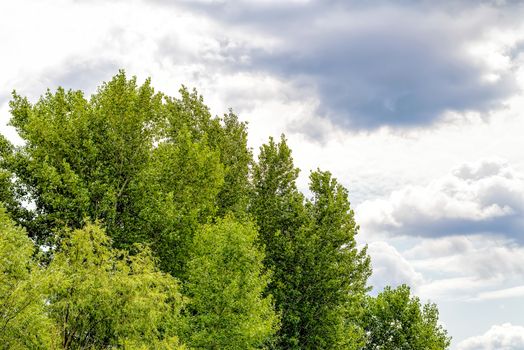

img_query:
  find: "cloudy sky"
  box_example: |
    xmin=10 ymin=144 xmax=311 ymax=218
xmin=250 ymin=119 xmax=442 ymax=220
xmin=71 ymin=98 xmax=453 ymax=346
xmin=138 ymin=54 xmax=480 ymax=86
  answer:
xmin=1 ymin=0 xmax=524 ymax=348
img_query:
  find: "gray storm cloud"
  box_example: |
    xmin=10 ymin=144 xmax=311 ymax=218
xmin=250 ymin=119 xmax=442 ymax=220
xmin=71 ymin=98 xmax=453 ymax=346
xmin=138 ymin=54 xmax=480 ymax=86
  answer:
xmin=164 ymin=0 xmax=522 ymax=131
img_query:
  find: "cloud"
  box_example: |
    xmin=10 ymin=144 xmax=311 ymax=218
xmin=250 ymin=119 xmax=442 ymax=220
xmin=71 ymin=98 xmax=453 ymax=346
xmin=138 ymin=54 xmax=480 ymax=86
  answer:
xmin=3 ymin=58 xmax=120 ymax=109
xmin=49 ymin=60 xmax=120 ymax=94
xmin=365 ymin=234 xmax=524 ymax=301
xmin=475 ymin=285 xmax=524 ymax=301
xmin=0 ymin=93 xmax=8 ymax=106
xmin=458 ymin=323 xmax=524 ymax=350
xmin=405 ymin=235 xmax=524 ymax=276
xmin=359 ymin=163 xmax=524 ymax=301
xmin=388 ymin=233 xmax=524 ymax=301
xmin=418 ymin=276 xmax=498 ymax=301
xmin=158 ymin=0 xmax=523 ymax=131
xmin=367 ymin=241 xmax=423 ymax=293
xmin=5 ymin=0 xmax=523 ymax=138
xmin=366 ymin=235 xmax=524 ymax=302
xmin=357 ymin=159 xmax=524 ymax=240
xmin=404 ymin=235 xmax=475 ymax=258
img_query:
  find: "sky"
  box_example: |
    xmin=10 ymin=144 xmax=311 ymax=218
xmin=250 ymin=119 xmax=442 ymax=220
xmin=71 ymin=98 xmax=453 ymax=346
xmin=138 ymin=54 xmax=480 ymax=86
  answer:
xmin=1 ymin=0 xmax=524 ymax=348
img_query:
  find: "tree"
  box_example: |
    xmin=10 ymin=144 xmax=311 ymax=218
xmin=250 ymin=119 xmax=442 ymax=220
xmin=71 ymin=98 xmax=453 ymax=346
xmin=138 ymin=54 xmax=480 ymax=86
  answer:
xmin=250 ymin=135 xmax=308 ymax=348
xmin=128 ymin=88 xmax=251 ymax=277
xmin=361 ymin=285 xmax=451 ymax=350
xmin=0 ymin=136 xmax=29 ymax=226
xmin=183 ymin=216 xmax=279 ymax=349
xmin=291 ymin=170 xmax=371 ymax=349
xmin=45 ymin=223 xmax=186 ymax=349
xmin=164 ymin=88 xmax=252 ymax=217
xmin=5 ymin=72 xmax=164 ymax=247
xmin=0 ymin=205 xmax=56 ymax=349
xmin=208 ymin=111 xmax=252 ymax=218
xmin=2 ymin=72 xmax=252 ymax=278
xmin=129 ymin=126 xmax=224 ymax=277
xmin=250 ymin=136 xmax=371 ymax=349
xmin=0 ymin=136 xmax=14 ymax=206
xmin=0 ymin=71 xmax=451 ymax=350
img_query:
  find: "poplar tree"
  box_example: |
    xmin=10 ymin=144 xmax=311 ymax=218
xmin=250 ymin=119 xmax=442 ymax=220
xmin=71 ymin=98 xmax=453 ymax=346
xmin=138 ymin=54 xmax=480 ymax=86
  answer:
xmin=164 ymin=88 xmax=252 ymax=217
xmin=251 ymin=136 xmax=371 ymax=349
xmin=299 ymin=170 xmax=371 ymax=349
xmin=250 ymin=135 xmax=307 ymax=348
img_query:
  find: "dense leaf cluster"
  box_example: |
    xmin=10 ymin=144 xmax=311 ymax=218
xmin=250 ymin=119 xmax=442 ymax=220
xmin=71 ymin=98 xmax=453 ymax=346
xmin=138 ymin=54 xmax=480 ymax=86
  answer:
xmin=0 ymin=71 xmax=450 ymax=349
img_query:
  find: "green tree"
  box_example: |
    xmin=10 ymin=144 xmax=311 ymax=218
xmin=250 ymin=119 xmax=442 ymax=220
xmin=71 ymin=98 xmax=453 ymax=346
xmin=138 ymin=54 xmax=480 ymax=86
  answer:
xmin=0 ymin=136 xmax=13 ymax=206
xmin=46 ymin=223 xmax=186 ymax=349
xmin=209 ymin=111 xmax=252 ymax=217
xmin=250 ymin=135 xmax=307 ymax=348
xmin=293 ymin=170 xmax=371 ymax=349
xmin=5 ymin=72 xmax=164 ymax=247
xmin=184 ymin=216 xmax=279 ymax=349
xmin=0 ymin=205 xmax=56 ymax=349
xmin=2 ymin=72 xmax=251 ymax=278
xmin=129 ymin=126 xmax=224 ymax=277
xmin=362 ymin=285 xmax=451 ymax=350
xmin=0 ymin=136 xmax=29 ymax=226
xmin=128 ymin=89 xmax=251 ymax=277
xmin=250 ymin=136 xmax=370 ymax=349
xmin=0 ymin=71 xmax=452 ymax=350
xmin=164 ymin=88 xmax=252 ymax=217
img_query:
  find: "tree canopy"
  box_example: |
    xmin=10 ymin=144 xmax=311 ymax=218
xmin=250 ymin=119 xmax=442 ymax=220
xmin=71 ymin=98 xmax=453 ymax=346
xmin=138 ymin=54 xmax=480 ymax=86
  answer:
xmin=0 ymin=71 xmax=451 ymax=349
xmin=361 ymin=285 xmax=451 ymax=350
xmin=250 ymin=136 xmax=371 ymax=349
xmin=0 ymin=206 xmax=55 ymax=349
xmin=184 ymin=217 xmax=279 ymax=349
xmin=3 ymin=72 xmax=250 ymax=278
xmin=46 ymin=223 xmax=185 ymax=349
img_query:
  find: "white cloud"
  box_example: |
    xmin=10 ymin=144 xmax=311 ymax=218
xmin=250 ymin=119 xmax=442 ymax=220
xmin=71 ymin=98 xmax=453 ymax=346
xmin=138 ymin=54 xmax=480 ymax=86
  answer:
xmin=418 ymin=276 xmax=501 ymax=301
xmin=408 ymin=236 xmax=524 ymax=278
xmin=385 ymin=234 xmax=524 ymax=302
xmin=458 ymin=323 xmax=524 ymax=350
xmin=367 ymin=241 xmax=423 ymax=292
xmin=474 ymin=285 xmax=524 ymax=301
xmin=366 ymin=235 xmax=524 ymax=302
xmin=357 ymin=159 xmax=524 ymax=239
xmin=404 ymin=235 xmax=475 ymax=258
xmin=170 ymin=0 xmax=524 ymax=130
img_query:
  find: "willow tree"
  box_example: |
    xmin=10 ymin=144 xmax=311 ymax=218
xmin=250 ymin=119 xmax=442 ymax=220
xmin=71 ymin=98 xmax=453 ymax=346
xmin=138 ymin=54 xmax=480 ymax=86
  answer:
xmin=46 ymin=223 xmax=186 ymax=349
xmin=0 ymin=206 xmax=55 ymax=349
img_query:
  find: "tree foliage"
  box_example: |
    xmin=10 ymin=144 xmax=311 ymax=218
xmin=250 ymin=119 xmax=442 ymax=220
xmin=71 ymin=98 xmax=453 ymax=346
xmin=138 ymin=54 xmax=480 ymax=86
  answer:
xmin=294 ymin=170 xmax=371 ymax=349
xmin=6 ymin=75 xmax=162 ymax=245
xmin=0 ymin=206 xmax=55 ymax=349
xmin=184 ymin=216 xmax=279 ymax=349
xmin=361 ymin=285 xmax=451 ymax=350
xmin=129 ymin=127 xmax=224 ymax=277
xmin=46 ymin=223 xmax=185 ymax=349
xmin=0 ymin=71 xmax=450 ymax=350
xmin=250 ymin=136 xmax=371 ymax=349
xmin=3 ymin=71 xmax=251 ymax=278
